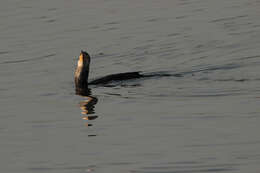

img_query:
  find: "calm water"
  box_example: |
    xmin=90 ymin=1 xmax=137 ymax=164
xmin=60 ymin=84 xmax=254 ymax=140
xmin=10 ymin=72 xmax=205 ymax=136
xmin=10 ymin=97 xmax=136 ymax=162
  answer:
xmin=1 ymin=0 xmax=260 ymax=172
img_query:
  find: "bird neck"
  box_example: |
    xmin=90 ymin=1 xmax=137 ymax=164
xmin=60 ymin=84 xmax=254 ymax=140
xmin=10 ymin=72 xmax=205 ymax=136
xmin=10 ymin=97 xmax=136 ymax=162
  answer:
xmin=75 ymin=62 xmax=90 ymax=89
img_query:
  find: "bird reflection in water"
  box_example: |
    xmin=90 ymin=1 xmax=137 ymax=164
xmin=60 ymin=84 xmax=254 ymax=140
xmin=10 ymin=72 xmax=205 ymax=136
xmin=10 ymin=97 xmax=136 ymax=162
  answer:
xmin=76 ymin=88 xmax=98 ymax=129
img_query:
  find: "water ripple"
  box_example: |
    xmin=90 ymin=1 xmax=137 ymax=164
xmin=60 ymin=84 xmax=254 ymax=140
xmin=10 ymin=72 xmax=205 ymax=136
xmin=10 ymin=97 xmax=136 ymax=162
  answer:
xmin=0 ymin=53 xmax=56 ymax=65
xmin=138 ymin=163 xmax=237 ymax=173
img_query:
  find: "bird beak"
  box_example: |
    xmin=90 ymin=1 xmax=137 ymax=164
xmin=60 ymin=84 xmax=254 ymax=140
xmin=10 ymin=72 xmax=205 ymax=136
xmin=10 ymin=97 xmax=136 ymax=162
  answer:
xmin=79 ymin=53 xmax=84 ymax=63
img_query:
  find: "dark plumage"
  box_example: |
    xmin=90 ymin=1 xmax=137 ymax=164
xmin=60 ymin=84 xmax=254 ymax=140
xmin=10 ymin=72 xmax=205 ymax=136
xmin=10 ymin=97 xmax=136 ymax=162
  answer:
xmin=89 ymin=72 xmax=143 ymax=85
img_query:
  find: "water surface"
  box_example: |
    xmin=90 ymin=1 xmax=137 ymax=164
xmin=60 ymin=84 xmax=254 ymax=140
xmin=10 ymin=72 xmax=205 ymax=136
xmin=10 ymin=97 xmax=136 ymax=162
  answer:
xmin=1 ymin=0 xmax=260 ymax=172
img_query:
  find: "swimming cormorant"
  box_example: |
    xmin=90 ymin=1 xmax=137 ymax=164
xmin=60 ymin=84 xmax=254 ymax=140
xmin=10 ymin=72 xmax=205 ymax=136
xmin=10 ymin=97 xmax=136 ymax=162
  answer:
xmin=74 ymin=51 xmax=143 ymax=93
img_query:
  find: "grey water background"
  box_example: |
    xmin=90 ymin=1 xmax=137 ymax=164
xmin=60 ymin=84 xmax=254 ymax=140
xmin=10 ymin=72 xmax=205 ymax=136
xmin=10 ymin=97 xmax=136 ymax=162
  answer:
xmin=1 ymin=0 xmax=260 ymax=172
